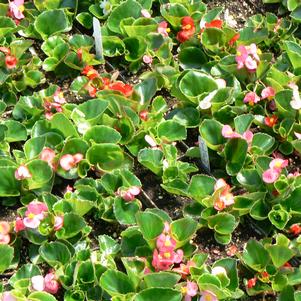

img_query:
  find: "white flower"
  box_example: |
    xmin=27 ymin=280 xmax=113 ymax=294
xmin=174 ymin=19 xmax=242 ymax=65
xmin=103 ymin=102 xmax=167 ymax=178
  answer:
xmin=144 ymin=135 xmax=157 ymax=147
xmin=100 ymin=0 xmax=112 ymax=15
xmin=211 ymin=266 xmax=227 ymax=276
xmin=289 ymin=82 xmax=301 ymax=110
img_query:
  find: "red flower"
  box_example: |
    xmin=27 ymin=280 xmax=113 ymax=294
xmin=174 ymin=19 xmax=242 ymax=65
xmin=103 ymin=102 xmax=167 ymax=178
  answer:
xmin=290 ymin=224 xmax=301 ymax=236
xmin=108 ymin=82 xmax=133 ymax=97
xmin=139 ymin=110 xmax=148 ymax=121
xmin=86 ymin=83 xmax=97 ymax=97
xmin=5 ymin=55 xmax=17 ymax=69
xmin=176 ymin=16 xmax=195 ymax=43
xmin=229 ymin=33 xmax=240 ymax=46
xmin=264 ymin=115 xmax=278 ymax=127
xmin=247 ymin=278 xmax=257 ymax=289
xmin=82 ymin=66 xmax=99 ymax=80
xmin=102 ymin=77 xmax=111 ymax=86
xmin=205 ymin=19 xmax=223 ymax=29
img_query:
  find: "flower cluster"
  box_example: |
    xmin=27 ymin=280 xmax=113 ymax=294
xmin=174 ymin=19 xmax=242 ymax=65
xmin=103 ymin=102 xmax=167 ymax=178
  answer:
xmin=43 ymin=89 xmax=66 ymax=120
xmin=244 ymin=86 xmax=276 ymax=107
xmin=262 ymin=158 xmax=288 ymax=183
xmin=81 ymin=66 xmax=133 ymax=98
xmin=213 ymin=179 xmax=235 ymax=211
xmin=59 ymin=153 xmax=83 ymax=171
xmin=115 ymin=186 xmax=141 ymax=202
xmin=8 ymin=0 xmax=25 ymax=22
xmin=157 ymin=21 xmax=170 ymax=37
xmin=222 ymin=125 xmax=253 ymax=145
xmin=177 ymin=16 xmax=196 ymax=43
xmin=0 ymin=47 xmax=17 ymax=69
xmin=31 ymin=271 xmax=60 ymax=294
xmin=152 ymin=223 xmax=183 ymax=271
xmin=236 ymin=44 xmax=261 ymax=72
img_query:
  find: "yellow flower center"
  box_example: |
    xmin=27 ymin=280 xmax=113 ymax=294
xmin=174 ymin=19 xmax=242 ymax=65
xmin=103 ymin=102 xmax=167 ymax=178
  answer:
xmin=274 ymin=162 xmax=282 ymax=168
xmin=237 ymin=51 xmax=241 ymax=56
xmin=164 ymin=252 xmax=171 ymax=258
xmin=0 ymin=225 xmax=2 ymax=233
xmin=166 ymin=28 xmax=171 ymax=33
xmin=19 ymin=5 xmax=25 ymax=12
xmin=164 ymin=239 xmax=171 ymax=247
xmin=28 ymin=213 xmax=35 ymax=219
xmin=257 ymin=49 xmax=262 ymax=55
xmin=183 ymin=24 xmax=191 ymax=30
xmin=104 ymin=3 xmax=111 ymax=10
xmin=181 ymin=287 xmax=187 ymax=294
xmin=205 ymin=295 xmax=212 ymax=301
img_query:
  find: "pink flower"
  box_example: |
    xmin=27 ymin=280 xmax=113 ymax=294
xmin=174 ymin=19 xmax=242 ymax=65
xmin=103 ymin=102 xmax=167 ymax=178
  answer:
xmin=23 ymin=201 xmax=48 ymax=229
xmin=235 ymin=45 xmax=248 ymax=69
xmin=199 ymin=291 xmax=217 ymax=301
xmin=143 ymin=55 xmax=153 ymax=64
xmin=0 ymin=221 xmax=10 ymax=244
xmin=44 ymin=272 xmax=60 ymax=294
xmin=262 ymin=159 xmax=288 ymax=183
xmin=221 ymin=125 xmax=241 ymax=139
xmin=141 ymin=9 xmax=151 ymax=18
xmin=295 ymin=132 xmax=301 ymax=140
xmin=40 ymin=148 xmax=56 ymax=169
xmin=235 ymin=44 xmax=260 ymax=72
xmin=14 ymin=217 xmax=25 ymax=233
xmin=242 ymin=130 xmax=253 ymax=144
xmin=156 ymin=233 xmax=177 ymax=252
xmin=261 ymin=87 xmax=276 ymax=100
xmin=116 ymin=186 xmax=141 ymax=202
xmin=54 ymin=216 xmax=63 ymax=231
xmin=1 ymin=292 xmax=17 ymax=301
xmin=182 ymin=281 xmax=198 ymax=301
xmin=173 ymin=261 xmax=195 ymax=279
xmin=151 ymin=249 xmax=183 ymax=271
xmin=59 ymin=153 xmax=83 ymax=171
xmin=31 ymin=275 xmax=45 ymax=292
xmin=213 ymin=179 xmax=234 ymax=211
xmin=244 ymin=56 xmax=258 ymax=71
xmin=53 ymin=89 xmax=66 ymax=104
xmin=244 ymin=92 xmax=260 ymax=106
xmin=15 ymin=165 xmax=32 ymax=180
xmin=9 ymin=0 xmax=25 ymax=20
xmin=157 ymin=21 xmax=170 ymax=37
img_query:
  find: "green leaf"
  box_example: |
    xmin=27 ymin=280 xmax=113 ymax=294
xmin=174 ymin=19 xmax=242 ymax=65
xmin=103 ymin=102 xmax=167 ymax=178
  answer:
xmin=49 ymin=113 xmax=79 ymax=138
xmin=144 ymin=272 xmax=181 ymax=288
xmin=4 ymin=120 xmax=27 ymax=142
xmin=188 ymin=175 xmax=215 ymax=201
xmin=26 ymin=160 xmax=53 ymax=190
xmin=136 ymin=211 xmax=164 ymax=241
xmin=114 ymin=198 xmax=140 ymax=225
xmin=34 ymin=9 xmax=71 ymax=39
xmin=266 ymin=245 xmax=295 ymax=268
xmin=138 ymin=148 xmax=163 ymax=175
xmin=242 ymin=240 xmax=270 ymax=272
xmin=0 ymin=160 xmax=20 ymax=196
xmin=0 ymin=16 xmax=17 ymax=35
xmin=234 ymin=114 xmax=253 ymax=134
xmin=170 ymin=218 xmax=198 ymax=244
xmin=133 ymin=77 xmax=157 ymax=106
xmin=251 ymin=133 xmax=275 ymax=155
xmin=84 ymin=125 xmax=121 ymax=144
xmin=207 ymin=213 xmax=237 ymax=235
xmin=239 ymin=27 xmax=268 ymax=44
xmin=9 ymin=264 xmax=41 ymax=287
xmin=0 ymin=245 xmax=14 ymax=273
xmin=56 ymin=213 xmax=85 ymax=239
xmin=28 ymin=292 xmax=57 ymax=301
xmin=157 ymin=120 xmax=187 ymax=142
xmin=24 ymin=136 xmax=46 ymax=159
xmin=39 ymin=242 xmax=71 ymax=267
xmin=100 ymin=270 xmax=135 ymax=296
xmin=178 ymin=47 xmax=208 ymax=69
xmin=102 ymin=36 xmax=125 ymax=57
xmin=135 ymin=288 xmax=181 ymax=301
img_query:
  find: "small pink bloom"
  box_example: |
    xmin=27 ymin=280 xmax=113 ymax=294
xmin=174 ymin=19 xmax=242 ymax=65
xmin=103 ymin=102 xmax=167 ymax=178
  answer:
xmin=235 ymin=45 xmax=248 ymax=69
xmin=221 ymin=125 xmax=241 ymax=139
xmin=182 ymin=281 xmax=198 ymax=301
xmin=244 ymin=92 xmax=260 ymax=106
xmin=53 ymin=89 xmax=66 ymax=104
xmin=220 ymin=191 xmax=235 ymax=206
xmin=244 ymin=56 xmax=257 ymax=71
xmin=261 ymin=87 xmax=275 ymax=100
xmin=1 ymin=292 xmax=17 ymax=301
xmin=144 ymin=135 xmax=157 ymax=147
xmin=54 ymin=216 xmax=63 ymax=231
xmin=214 ymin=179 xmax=228 ymax=191
xmin=199 ymin=290 xmax=217 ymax=301
xmin=262 ymin=168 xmax=280 ymax=184
xmin=15 ymin=165 xmax=32 ymax=180
xmin=173 ymin=261 xmax=195 ymax=279
xmin=158 ymin=21 xmax=170 ymax=37
xmin=0 ymin=221 xmax=10 ymax=245
xmin=59 ymin=153 xmax=83 ymax=171
xmin=23 ymin=201 xmax=48 ymax=229
xmin=116 ymin=186 xmax=141 ymax=202
xmin=248 ymin=43 xmax=260 ymax=61
xmin=14 ymin=217 xmax=25 ymax=233
xmin=141 ymin=9 xmax=151 ymax=18
xmin=31 ymin=275 xmax=45 ymax=292
xmin=295 ymin=132 xmax=301 ymax=140
xmin=44 ymin=272 xmax=60 ymax=294
xmin=40 ymin=148 xmax=56 ymax=169
xmin=242 ymin=130 xmax=253 ymax=144
xmin=156 ymin=233 xmax=176 ymax=252
xmin=9 ymin=0 xmax=25 ymax=20
xmin=143 ymin=55 xmax=153 ymax=64
xmin=269 ymin=158 xmax=288 ymax=171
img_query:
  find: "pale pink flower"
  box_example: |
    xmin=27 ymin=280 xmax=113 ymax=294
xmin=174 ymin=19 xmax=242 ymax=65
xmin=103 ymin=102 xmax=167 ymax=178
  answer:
xmin=40 ymin=148 xmax=56 ymax=169
xmin=199 ymin=290 xmax=217 ymax=301
xmin=156 ymin=233 xmax=177 ymax=252
xmin=23 ymin=201 xmax=48 ymax=229
xmin=31 ymin=275 xmax=45 ymax=292
xmin=262 ymin=168 xmax=280 ymax=184
xmin=221 ymin=125 xmax=241 ymax=139
xmin=116 ymin=186 xmax=141 ymax=202
xmin=261 ymin=87 xmax=276 ymax=100
xmin=0 ymin=221 xmax=10 ymax=245
xmin=157 ymin=21 xmax=170 ymax=37
xmin=44 ymin=272 xmax=59 ymax=294
xmin=235 ymin=45 xmax=248 ymax=69
xmin=214 ymin=178 xmax=228 ymax=191
xmin=288 ymin=83 xmax=301 ymax=110
xmin=244 ymin=56 xmax=258 ymax=71
xmin=143 ymin=55 xmax=153 ymax=64
xmin=211 ymin=266 xmax=227 ymax=276
xmin=144 ymin=134 xmax=157 ymax=147
xmin=59 ymin=153 xmax=83 ymax=171
xmin=182 ymin=281 xmax=198 ymax=301
xmin=295 ymin=132 xmax=301 ymax=139
xmin=248 ymin=43 xmax=260 ymax=61
xmin=53 ymin=89 xmax=66 ymax=104
xmin=269 ymin=158 xmax=288 ymax=171
xmin=14 ymin=217 xmax=25 ymax=233
xmin=1 ymin=292 xmax=17 ymax=301
xmin=235 ymin=44 xmax=260 ymax=71
xmin=220 ymin=191 xmax=235 ymax=206
xmin=9 ymin=0 xmax=25 ymax=20
xmin=54 ymin=216 xmax=63 ymax=231
xmin=244 ymin=92 xmax=260 ymax=106
xmin=173 ymin=260 xmax=195 ymax=279
xmin=141 ymin=9 xmax=151 ymax=18
xmin=242 ymin=130 xmax=253 ymax=144
xmin=15 ymin=165 xmax=32 ymax=180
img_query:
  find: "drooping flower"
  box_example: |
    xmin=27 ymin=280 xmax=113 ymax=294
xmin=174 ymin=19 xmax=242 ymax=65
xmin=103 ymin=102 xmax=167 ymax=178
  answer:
xmin=199 ymin=290 xmax=218 ymax=301
xmin=205 ymin=19 xmax=223 ymax=29
xmin=82 ymin=66 xmax=99 ymax=80
xmin=139 ymin=110 xmax=148 ymax=121
xmin=40 ymin=148 xmax=56 ymax=169
xmin=14 ymin=217 xmax=25 ymax=233
xmin=265 ymin=115 xmax=278 ymax=127
xmin=177 ymin=16 xmax=195 ymax=43
xmin=44 ymin=271 xmax=60 ymax=294
xmin=262 ymin=158 xmax=288 ymax=184
xmin=0 ymin=221 xmax=10 ymax=244
xmin=143 ymin=55 xmax=153 ymax=64
xmin=288 ymin=82 xmax=301 ymax=110
xmin=5 ymin=55 xmax=17 ymax=69
xmin=76 ymin=48 xmax=82 ymax=61
xmin=99 ymin=0 xmax=112 ymax=16
xmin=290 ymin=224 xmax=301 ymax=236
xmin=23 ymin=201 xmax=48 ymax=229
xmin=247 ymin=277 xmax=257 ymax=289
xmin=243 ymin=92 xmax=260 ymax=106
xmin=229 ymin=33 xmax=240 ymax=46
xmin=222 ymin=125 xmax=241 ymax=139
xmin=59 ymin=153 xmax=83 ymax=171
xmin=261 ymin=86 xmax=276 ymax=100
xmin=157 ymin=21 xmax=170 ymax=37
xmin=9 ymin=0 xmax=25 ymax=20
xmin=15 ymin=165 xmax=32 ymax=180
xmin=226 ymin=245 xmax=238 ymax=256
xmin=116 ymin=186 xmax=141 ymax=202
xmin=54 ymin=216 xmax=64 ymax=231
xmin=145 ymin=134 xmax=157 ymax=148
xmin=181 ymin=281 xmax=198 ymax=301
xmin=235 ymin=44 xmax=261 ymax=72
xmin=0 ymin=47 xmax=11 ymax=55
xmin=85 ymin=83 xmax=97 ymax=98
